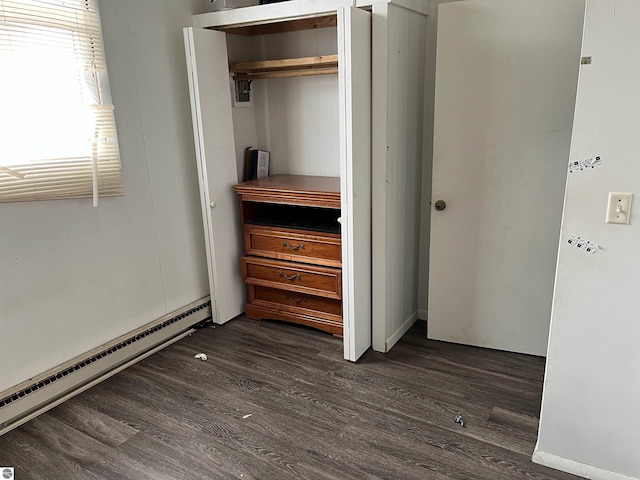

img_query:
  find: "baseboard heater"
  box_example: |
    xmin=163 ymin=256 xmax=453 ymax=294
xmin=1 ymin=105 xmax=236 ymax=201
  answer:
xmin=0 ymin=297 xmax=211 ymax=437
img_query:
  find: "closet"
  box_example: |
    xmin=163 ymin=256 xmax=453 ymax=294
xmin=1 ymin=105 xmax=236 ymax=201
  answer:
xmin=184 ymin=0 xmax=427 ymax=361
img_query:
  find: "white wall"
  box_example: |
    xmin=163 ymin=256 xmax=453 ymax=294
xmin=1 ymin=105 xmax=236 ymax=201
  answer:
xmin=225 ymin=27 xmax=340 ymax=179
xmin=254 ymin=28 xmax=340 ymax=177
xmin=227 ymin=34 xmax=260 ymax=183
xmin=535 ymin=1 xmax=640 ymax=478
xmin=0 ymin=0 xmax=207 ymax=393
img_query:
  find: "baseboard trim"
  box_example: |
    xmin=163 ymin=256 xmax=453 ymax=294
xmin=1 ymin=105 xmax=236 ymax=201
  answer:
xmin=385 ymin=311 xmax=418 ymax=352
xmin=418 ymin=309 xmax=428 ymax=321
xmin=532 ymin=449 xmax=638 ymax=480
xmin=0 ymin=297 xmax=211 ymax=436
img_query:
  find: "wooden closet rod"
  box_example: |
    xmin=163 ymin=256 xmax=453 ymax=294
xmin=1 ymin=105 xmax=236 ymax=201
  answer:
xmin=230 ymin=54 xmax=338 ymax=80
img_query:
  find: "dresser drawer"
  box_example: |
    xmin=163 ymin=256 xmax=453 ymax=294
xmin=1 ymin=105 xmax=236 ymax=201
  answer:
xmin=244 ymin=226 xmax=341 ymax=267
xmin=242 ymin=257 xmax=342 ymax=300
xmin=250 ymin=286 xmax=342 ymax=318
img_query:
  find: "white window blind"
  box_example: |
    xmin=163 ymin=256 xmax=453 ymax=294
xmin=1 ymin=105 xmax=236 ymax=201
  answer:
xmin=0 ymin=0 xmax=123 ymax=206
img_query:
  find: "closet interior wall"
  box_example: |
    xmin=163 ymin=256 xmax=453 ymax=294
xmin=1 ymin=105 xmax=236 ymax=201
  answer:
xmin=226 ymin=28 xmax=340 ymax=181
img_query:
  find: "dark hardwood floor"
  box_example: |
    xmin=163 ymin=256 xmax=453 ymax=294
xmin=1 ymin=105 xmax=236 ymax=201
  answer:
xmin=0 ymin=317 xmax=577 ymax=480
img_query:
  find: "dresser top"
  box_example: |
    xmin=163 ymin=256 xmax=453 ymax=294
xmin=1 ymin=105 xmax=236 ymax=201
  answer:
xmin=233 ymin=175 xmax=340 ymax=209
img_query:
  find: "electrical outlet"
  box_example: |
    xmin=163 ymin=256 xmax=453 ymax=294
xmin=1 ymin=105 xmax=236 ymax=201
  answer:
xmin=605 ymin=192 xmax=632 ymax=225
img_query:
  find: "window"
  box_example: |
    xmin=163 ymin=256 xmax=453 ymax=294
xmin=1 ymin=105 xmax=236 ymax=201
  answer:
xmin=0 ymin=0 xmax=123 ymax=206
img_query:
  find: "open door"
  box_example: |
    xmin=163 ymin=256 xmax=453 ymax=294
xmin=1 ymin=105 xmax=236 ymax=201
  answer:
xmin=338 ymin=7 xmax=372 ymax=361
xmin=184 ymin=27 xmax=245 ymax=324
xmin=427 ymin=1 xmax=583 ymax=356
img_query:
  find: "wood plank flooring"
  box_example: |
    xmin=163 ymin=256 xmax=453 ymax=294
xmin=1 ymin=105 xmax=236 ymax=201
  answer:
xmin=0 ymin=318 xmax=578 ymax=480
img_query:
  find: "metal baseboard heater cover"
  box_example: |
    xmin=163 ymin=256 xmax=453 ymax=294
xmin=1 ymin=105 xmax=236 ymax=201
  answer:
xmin=0 ymin=297 xmax=211 ymax=436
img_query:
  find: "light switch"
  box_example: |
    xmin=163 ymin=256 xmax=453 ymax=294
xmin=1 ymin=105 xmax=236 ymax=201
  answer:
xmin=605 ymin=192 xmax=632 ymax=224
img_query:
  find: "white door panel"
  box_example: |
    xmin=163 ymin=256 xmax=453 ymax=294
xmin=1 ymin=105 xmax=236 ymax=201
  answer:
xmin=427 ymin=1 xmax=583 ymax=356
xmin=184 ymin=27 xmax=245 ymax=324
xmin=338 ymin=7 xmax=372 ymax=361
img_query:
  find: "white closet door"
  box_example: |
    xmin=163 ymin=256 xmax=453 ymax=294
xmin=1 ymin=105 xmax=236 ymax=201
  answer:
xmin=184 ymin=27 xmax=245 ymax=324
xmin=338 ymin=7 xmax=372 ymax=361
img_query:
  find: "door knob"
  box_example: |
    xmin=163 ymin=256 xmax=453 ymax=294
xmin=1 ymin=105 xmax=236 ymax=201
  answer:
xmin=210 ymin=201 xmax=216 ymax=208
xmin=434 ymin=200 xmax=446 ymax=211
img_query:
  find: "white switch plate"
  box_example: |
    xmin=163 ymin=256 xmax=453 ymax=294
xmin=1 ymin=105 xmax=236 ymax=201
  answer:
xmin=605 ymin=192 xmax=632 ymax=224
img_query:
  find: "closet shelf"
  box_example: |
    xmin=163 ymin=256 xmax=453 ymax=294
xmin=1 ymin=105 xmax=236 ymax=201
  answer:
xmin=229 ymin=54 xmax=338 ymax=80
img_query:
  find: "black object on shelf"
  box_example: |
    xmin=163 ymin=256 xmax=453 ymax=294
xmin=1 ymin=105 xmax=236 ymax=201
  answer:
xmin=259 ymin=0 xmax=289 ymax=4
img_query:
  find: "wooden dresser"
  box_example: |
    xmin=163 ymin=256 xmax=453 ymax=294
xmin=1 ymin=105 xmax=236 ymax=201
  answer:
xmin=233 ymin=175 xmax=342 ymax=336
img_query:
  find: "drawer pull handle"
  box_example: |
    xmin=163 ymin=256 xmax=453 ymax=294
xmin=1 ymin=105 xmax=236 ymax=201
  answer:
xmin=286 ymin=294 xmax=308 ymax=304
xmin=279 ymin=271 xmax=302 ymax=281
xmin=282 ymin=241 xmax=305 ymax=251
